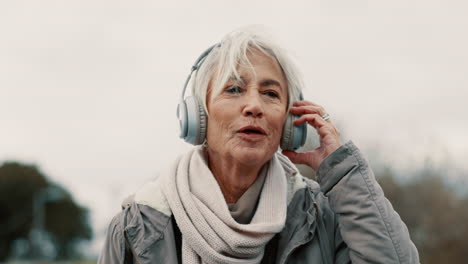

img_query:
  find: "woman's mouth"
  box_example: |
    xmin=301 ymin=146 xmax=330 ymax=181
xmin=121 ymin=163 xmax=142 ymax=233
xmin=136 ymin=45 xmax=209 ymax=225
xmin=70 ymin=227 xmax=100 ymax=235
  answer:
xmin=237 ymin=126 xmax=267 ymax=141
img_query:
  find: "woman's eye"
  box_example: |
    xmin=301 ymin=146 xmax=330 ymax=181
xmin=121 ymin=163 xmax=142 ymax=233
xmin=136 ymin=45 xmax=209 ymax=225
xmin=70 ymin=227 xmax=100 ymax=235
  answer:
xmin=226 ymin=86 xmax=242 ymax=94
xmin=264 ymin=91 xmax=279 ymax=98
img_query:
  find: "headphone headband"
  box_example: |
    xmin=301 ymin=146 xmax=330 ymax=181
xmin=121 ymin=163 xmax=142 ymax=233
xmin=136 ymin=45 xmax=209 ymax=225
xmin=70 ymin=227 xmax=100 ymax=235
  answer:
xmin=177 ymin=43 xmax=307 ymax=150
xmin=180 ymin=44 xmax=220 ymax=101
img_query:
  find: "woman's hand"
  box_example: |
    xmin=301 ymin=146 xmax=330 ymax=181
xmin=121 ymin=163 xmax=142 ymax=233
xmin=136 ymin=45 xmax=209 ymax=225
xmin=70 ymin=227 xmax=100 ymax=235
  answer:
xmin=282 ymin=100 xmax=343 ymax=171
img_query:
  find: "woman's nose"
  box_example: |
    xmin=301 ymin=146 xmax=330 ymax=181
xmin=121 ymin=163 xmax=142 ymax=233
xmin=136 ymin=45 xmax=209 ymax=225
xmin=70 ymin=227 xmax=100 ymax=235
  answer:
xmin=242 ymin=94 xmax=264 ymax=118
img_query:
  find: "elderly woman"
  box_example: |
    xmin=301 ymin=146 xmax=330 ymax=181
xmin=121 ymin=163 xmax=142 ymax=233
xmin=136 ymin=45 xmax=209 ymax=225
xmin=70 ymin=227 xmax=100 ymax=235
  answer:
xmin=99 ymin=28 xmax=419 ymax=264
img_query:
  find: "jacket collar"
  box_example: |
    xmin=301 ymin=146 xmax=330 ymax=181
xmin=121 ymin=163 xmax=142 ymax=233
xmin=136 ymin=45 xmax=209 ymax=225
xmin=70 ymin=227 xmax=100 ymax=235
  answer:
xmin=277 ymin=187 xmax=318 ymax=264
xmin=121 ymin=152 xmax=320 ymax=263
xmin=122 ymin=202 xmax=174 ymax=263
xmin=122 ymin=188 xmax=320 ymax=264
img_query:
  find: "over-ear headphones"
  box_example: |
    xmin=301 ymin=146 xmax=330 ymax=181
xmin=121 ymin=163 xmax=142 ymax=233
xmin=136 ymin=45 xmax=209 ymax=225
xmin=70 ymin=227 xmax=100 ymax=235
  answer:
xmin=177 ymin=44 xmax=307 ymax=151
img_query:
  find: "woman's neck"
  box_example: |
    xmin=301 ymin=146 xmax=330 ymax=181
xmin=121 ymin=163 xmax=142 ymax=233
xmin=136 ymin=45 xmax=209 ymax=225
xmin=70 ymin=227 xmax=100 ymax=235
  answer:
xmin=205 ymin=148 xmax=263 ymax=204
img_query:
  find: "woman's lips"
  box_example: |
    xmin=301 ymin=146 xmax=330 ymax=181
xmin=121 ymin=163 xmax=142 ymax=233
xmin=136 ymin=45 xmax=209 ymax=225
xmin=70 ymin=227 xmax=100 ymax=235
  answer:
xmin=237 ymin=131 xmax=267 ymax=141
xmin=236 ymin=125 xmax=267 ymax=142
xmin=237 ymin=125 xmax=266 ymax=134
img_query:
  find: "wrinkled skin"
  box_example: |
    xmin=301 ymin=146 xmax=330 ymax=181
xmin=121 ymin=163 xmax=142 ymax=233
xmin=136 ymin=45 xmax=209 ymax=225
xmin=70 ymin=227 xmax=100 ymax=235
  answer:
xmin=205 ymin=50 xmax=342 ymax=202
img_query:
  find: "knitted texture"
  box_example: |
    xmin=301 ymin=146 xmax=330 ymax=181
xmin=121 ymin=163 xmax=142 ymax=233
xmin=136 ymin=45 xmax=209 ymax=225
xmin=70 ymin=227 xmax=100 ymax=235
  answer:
xmin=161 ymin=146 xmax=287 ymax=264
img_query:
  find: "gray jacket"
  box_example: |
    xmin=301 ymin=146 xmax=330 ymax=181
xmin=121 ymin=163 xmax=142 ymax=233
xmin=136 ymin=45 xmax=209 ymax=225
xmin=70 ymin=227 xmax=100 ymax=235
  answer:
xmin=98 ymin=141 xmax=419 ymax=263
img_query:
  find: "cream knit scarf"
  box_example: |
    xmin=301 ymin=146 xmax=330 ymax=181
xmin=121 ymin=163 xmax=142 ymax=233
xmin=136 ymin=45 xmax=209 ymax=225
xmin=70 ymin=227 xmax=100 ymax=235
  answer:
xmin=160 ymin=146 xmax=287 ymax=264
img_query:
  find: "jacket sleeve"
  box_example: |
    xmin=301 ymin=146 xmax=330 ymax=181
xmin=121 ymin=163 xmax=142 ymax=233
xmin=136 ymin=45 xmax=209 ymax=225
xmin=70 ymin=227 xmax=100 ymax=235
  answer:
xmin=98 ymin=213 xmax=126 ymax=264
xmin=316 ymin=140 xmax=419 ymax=264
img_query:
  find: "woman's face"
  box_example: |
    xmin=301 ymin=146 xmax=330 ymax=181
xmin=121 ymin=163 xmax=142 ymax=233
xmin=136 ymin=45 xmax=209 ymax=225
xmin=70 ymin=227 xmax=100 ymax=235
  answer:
xmin=206 ymin=50 xmax=288 ymax=167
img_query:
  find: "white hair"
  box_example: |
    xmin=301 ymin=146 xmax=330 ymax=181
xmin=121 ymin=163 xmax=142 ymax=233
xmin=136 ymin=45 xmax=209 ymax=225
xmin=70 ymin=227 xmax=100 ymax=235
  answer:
xmin=192 ymin=26 xmax=304 ymax=114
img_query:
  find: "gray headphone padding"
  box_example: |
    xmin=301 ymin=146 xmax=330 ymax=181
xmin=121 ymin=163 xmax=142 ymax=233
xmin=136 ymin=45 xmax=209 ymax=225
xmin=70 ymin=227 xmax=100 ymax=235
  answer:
xmin=177 ymin=100 xmax=188 ymax=139
xmin=182 ymin=96 xmax=206 ymax=145
xmin=281 ymin=114 xmax=307 ymax=151
xmin=196 ymin=97 xmax=207 ymax=144
xmin=281 ymin=114 xmax=294 ymax=150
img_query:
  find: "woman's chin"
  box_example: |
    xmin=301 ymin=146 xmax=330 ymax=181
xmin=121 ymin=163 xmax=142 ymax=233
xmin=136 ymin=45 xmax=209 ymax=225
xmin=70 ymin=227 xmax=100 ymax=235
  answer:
xmin=232 ymin=146 xmax=275 ymax=166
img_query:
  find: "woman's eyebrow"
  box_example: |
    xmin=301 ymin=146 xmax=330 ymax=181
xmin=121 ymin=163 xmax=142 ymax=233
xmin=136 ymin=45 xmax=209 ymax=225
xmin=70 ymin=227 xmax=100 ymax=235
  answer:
xmin=260 ymin=79 xmax=282 ymax=88
xmin=226 ymin=76 xmax=282 ymax=89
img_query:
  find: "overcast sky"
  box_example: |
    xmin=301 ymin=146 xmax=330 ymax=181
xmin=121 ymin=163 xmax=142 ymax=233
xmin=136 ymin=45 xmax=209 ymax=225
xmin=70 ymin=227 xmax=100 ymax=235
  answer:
xmin=1 ymin=0 xmax=467 ymax=256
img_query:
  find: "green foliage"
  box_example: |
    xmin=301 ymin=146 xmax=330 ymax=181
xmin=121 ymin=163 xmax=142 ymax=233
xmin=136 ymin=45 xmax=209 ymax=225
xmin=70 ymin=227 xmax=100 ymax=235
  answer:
xmin=0 ymin=161 xmax=93 ymax=261
xmin=0 ymin=162 xmax=48 ymax=234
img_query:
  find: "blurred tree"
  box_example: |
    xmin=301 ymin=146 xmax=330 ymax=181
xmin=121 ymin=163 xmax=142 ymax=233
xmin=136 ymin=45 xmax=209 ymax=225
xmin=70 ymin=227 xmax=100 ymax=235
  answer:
xmin=44 ymin=185 xmax=92 ymax=259
xmin=377 ymin=163 xmax=468 ymax=264
xmin=0 ymin=161 xmax=92 ymax=261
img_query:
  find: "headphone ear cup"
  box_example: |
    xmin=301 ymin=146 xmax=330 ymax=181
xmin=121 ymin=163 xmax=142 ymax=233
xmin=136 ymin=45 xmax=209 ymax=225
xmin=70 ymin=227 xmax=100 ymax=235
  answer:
xmin=179 ymin=96 xmax=206 ymax=145
xmin=281 ymin=114 xmax=294 ymax=150
xmin=281 ymin=113 xmax=307 ymax=151
xmin=196 ymin=97 xmax=207 ymax=144
xmin=177 ymin=100 xmax=189 ymax=140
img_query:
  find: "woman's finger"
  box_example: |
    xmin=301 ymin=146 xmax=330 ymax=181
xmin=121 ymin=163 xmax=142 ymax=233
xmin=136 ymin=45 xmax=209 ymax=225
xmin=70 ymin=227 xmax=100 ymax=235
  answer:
xmin=287 ymin=101 xmax=343 ymax=170
xmin=293 ymin=100 xmax=325 ymax=110
xmin=293 ymin=100 xmax=315 ymax=106
xmin=289 ymin=105 xmax=326 ymax=117
xmin=292 ymin=101 xmax=330 ymax=123
xmin=294 ymin=113 xmax=327 ymax=128
xmin=293 ymin=114 xmax=338 ymax=139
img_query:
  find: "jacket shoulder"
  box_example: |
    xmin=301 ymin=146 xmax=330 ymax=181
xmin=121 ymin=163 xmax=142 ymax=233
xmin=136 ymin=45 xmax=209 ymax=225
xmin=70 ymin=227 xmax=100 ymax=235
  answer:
xmin=98 ymin=210 xmax=126 ymax=263
xmin=99 ymin=201 xmax=174 ymax=263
